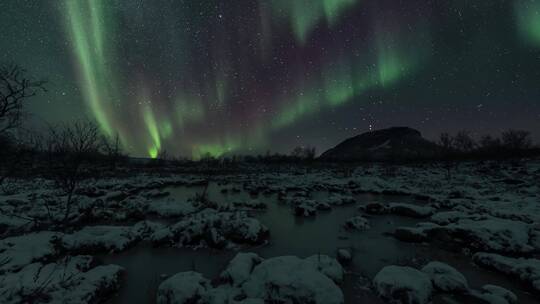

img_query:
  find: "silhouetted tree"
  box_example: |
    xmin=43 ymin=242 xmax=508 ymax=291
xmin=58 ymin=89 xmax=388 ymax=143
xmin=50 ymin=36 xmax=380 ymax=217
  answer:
xmin=479 ymin=135 xmax=501 ymax=150
xmin=101 ymin=133 xmax=124 ymax=170
xmin=290 ymin=146 xmax=316 ymax=160
xmin=453 ymin=130 xmax=476 ymax=153
xmin=47 ymin=120 xmax=103 ymax=222
xmin=501 ymin=129 xmax=532 ymax=151
xmin=438 ymin=132 xmax=454 ymax=152
xmin=438 ymin=132 xmax=456 ymax=179
xmin=0 ymin=63 xmax=46 ymax=135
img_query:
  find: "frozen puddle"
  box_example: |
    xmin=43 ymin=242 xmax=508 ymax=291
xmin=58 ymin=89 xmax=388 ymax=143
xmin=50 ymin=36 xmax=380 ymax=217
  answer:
xmin=101 ymin=185 xmax=538 ymax=304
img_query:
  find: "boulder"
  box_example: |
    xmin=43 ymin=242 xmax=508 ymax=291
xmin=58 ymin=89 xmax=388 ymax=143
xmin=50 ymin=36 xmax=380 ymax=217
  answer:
xmin=421 ymin=261 xmax=468 ymax=292
xmin=373 ymin=265 xmax=433 ymax=304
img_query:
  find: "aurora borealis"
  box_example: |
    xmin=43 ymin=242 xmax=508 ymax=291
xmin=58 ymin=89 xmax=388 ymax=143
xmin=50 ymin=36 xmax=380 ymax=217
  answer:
xmin=1 ymin=1 xmax=540 ymax=158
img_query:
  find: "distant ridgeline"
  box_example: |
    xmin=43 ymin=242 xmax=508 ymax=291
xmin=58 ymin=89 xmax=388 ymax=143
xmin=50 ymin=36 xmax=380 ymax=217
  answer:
xmin=319 ymin=127 xmax=443 ymax=162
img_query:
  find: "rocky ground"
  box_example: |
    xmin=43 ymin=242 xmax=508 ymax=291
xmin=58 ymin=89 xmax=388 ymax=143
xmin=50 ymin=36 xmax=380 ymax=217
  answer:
xmin=0 ymin=159 xmax=539 ymax=303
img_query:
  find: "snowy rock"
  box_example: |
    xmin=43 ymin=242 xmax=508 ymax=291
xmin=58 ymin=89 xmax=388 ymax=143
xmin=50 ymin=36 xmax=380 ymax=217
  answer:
xmin=242 ymin=255 xmax=344 ymax=304
xmin=388 ymin=203 xmax=435 ymax=218
xmin=294 ymin=202 xmax=317 ymax=217
xmin=316 ymin=201 xmax=332 ymax=211
xmin=481 ymin=285 xmax=518 ymax=304
xmin=337 ymin=249 xmax=352 ymax=264
xmin=132 ymin=221 xmax=166 ymax=240
xmin=421 ymin=261 xmax=468 ymax=292
xmin=430 ymin=211 xmax=469 ymax=225
xmin=469 ymin=285 xmax=518 ymax=304
xmin=344 ymin=215 xmax=370 ymax=231
xmin=0 ymin=231 xmax=60 ymax=273
xmin=0 ymin=214 xmax=31 ymax=236
xmin=151 ymin=210 xmax=269 ymax=248
xmin=373 ymin=265 xmax=433 ymax=304
xmin=395 ymin=218 xmax=534 ymax=254
xmin=237 ymin=299 xmax=264 ymax=304
xmin=158 ymin=254 xmax=343 ymax=304
xmin=326 ymin=194 xmax=355 ymax=206
xmin=148 ymin=199 xmax=196 ymax=217
xmin=305 ymin=254 xmax=344 ymax=283
xmin=220 ymin=252 xmax=263 ymax=286
xmin=394 ymin=226 xmax=429 ymax=243
xmin=157 ymin=271 xmax=209 ymax=304
xmin=473 ymin=253 xmax=540 ymax=293
xmin=233 ymin=200 xmax=267 ymax=210
xmin=364 ymin=202 xmax=435 ymax=218
xmin=104 ymin=191 xmax=129 ymax=202
xmin=0 ymin=256 xmax=124 ymax=304
xmin=365 ymin=202 xmax=388 ymax=215
xmin=61 ymin=226 xmax=139 ymax=253
xmin=143 ymin=189 xmax=170 ymax=199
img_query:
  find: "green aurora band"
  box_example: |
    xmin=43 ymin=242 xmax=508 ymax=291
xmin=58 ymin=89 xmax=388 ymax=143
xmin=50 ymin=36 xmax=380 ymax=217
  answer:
xmin=64 ymin=0 xmax=118 ymax=138
xmin=269 ymin=0 xmax=358 ymax=44
xmin=63 ymin=0 xmax=431 ymax=159
xmin=516 ymin=0 xmax=540 ymax=47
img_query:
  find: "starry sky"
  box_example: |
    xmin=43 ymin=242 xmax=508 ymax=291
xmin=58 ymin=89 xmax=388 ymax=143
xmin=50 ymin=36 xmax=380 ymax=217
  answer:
xmin=1 ymin=0 xmax=539 ymax=158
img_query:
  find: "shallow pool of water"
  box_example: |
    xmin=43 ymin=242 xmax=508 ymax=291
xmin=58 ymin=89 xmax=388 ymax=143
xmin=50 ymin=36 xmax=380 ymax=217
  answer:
xmin=102 ymin=184 xmax=538 ymax=304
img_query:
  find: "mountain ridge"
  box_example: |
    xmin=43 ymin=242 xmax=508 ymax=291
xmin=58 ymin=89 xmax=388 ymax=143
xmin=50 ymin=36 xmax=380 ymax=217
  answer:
xmin=319 ymin=127 xmax=441 ymax=161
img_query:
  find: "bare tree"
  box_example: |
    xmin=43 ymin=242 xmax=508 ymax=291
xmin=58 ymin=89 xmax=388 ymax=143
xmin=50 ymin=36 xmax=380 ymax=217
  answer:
xmin=290 ymin=146 xmax=316 ymax=160
xmin=501 ymin=129 xmax=532 ymax=151
xmin=479 ymin=135 xmax=501 ymax=150
xmin=438 ymin=132 xmax=456 ymax=180
xmin=438 ymin=132 xmax=454 ymax=151
xmin=102 ymin=133 xmax=123 ymax=169
xmin=47 ymin=120 xmax=102 ymax=222
xmin=0 ymin=129 xmax=43 ymax=188
xmin=0 ymin=63 xmax=46 ymax=135
xmin=453 ymin=130 xmax=476 ymax=153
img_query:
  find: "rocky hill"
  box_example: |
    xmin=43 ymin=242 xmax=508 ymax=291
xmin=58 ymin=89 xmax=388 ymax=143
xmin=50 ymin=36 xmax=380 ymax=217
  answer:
xmin=319 ymin=127 xmax=441 ymax=161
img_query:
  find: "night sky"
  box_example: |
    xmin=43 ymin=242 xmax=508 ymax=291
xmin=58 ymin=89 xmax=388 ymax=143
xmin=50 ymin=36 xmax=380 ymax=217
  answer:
xmin=1 ymin=0 xmax=539 ymax=158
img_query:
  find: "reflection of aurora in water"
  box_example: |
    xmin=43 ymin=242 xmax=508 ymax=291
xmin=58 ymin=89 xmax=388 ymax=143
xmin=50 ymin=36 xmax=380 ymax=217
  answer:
xmin=21 ymin=0 xmax=538 ymax=158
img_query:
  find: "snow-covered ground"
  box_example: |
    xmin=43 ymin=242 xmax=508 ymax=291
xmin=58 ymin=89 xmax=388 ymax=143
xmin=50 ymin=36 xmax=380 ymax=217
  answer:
xmin=0 ymin=160 xmax=539 ymax=303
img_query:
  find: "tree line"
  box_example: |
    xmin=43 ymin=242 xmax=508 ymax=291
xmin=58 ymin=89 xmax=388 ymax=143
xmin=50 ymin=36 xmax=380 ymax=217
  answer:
xmin=438 ymin=129 xmax=537 ymax=159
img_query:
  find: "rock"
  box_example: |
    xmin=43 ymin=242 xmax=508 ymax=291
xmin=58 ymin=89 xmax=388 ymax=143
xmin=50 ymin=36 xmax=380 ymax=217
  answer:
xmin=319 ymin=127 xmax=441 ymax=161
xmin=151 ymin=210 xmax=269 ymax=248
xmin=469 ymin=285 xmax=518 ymax=304
xmin=294 ymin=202 xmax=317 ymax=217
xmin=148 ymin=199 xmax=196 ymax=217
xmin=242 ymin=256 xmax=344 ymax=304
xmin=61 ymin=226 xmax=139 ymax=253
xmin=233 ymin=200 xmax=267 ymax=210
xmin=373 ymin=265 xmax=433 ymax=304
xmin=473 ymin=253 xmax=540 ymax=293
xmin=104 ymin=191 xmax=129 ymax=202
xmin=0 ymin=231 xmax=61 ymax=273
xmin=430 ymin=211 xmax=468 ymax=225
xmin=337 ymin=249 xmax=352 ymax=264
xmin=365 ymin=202 xmax=388 ymax=215
xmin=326 ymin=194 xmax=355 ymax=206
xmin=393 ymin=225 xmax=432 ymax=243
xmin=143 ymin=189 xmax=170 ymax=199
xmin=0 ymin=256 xmax=124 ymax=304
xmin=396 ymin=218 xmax=534 ymax=254
xmin=158 ymin=254 xmax=344 ymax=304
xmin=482 ymin=285 xmax=518 ymax=304
xmin=305 ymin=254 xmax=344 ymax=284
xmin=344 ymin=216 xmax=370 ymax=231
xmin=421 ymin=261 xmax=468 ymax=292
xmin=388 ymin=203 xmax=435 ymax=218
xmin=157 ymin=271 xmax=209 ymax=304
xmin=220 ymin=252 xmax=263 ymax=286
xmin=316 ymin=202 xmax=332 ymax=211
xmin=132 ymin=221 xmax=166 ymax=239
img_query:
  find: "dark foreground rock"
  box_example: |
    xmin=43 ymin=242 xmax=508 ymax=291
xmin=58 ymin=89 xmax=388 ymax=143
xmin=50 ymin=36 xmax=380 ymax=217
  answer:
xmin=157 ymin=253 xmax=344 ymax=304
